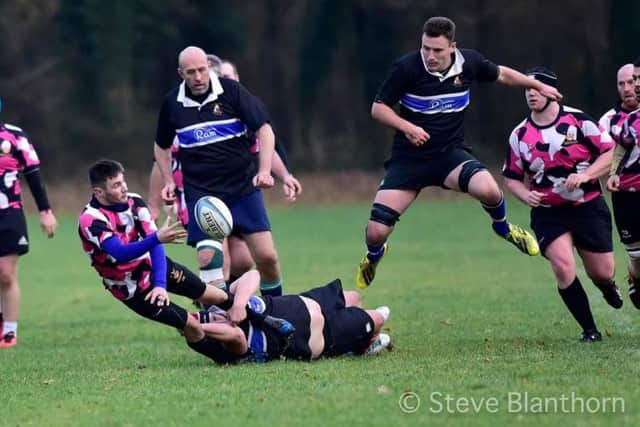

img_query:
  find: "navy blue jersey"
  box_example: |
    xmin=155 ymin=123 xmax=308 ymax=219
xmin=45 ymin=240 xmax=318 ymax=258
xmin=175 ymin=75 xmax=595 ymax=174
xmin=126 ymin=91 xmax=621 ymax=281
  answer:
xmin=155 ymin=76 xmax=270 ymax=203
xmin=375 ymin=48 xmax=499 ymax=159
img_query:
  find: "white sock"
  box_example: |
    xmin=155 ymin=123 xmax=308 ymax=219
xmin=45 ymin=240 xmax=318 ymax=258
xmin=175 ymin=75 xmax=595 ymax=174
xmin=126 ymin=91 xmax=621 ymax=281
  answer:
xmin=3 ymin=321 xmax=17 ymax=336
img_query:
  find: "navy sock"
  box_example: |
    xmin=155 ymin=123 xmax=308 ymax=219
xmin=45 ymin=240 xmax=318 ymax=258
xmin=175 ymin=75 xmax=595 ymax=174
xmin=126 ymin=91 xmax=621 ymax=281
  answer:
xmin=482 ymin=196 xmax=509 ymax=236
xmin=366 ymin=242 xmax=385 ymax=264
xmin=558 ymin=277 xmax=597 ymax=332
xmin=261 ymin=279 xmax=283 ymax=297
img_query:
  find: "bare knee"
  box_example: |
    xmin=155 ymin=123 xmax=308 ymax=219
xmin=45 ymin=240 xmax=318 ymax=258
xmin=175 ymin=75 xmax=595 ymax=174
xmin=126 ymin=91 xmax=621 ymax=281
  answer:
xmin=253 ymin=248 xmax=279 ymax=270
xmin=585 ymin=260 xmax=615 ymax=282
xmin=550 ymin=258 xmax=576 ymax=287
xmin=468 ymin=171 xmax=501 ymax=204
xmin=366 ymin=221 xmax=391 ymax=245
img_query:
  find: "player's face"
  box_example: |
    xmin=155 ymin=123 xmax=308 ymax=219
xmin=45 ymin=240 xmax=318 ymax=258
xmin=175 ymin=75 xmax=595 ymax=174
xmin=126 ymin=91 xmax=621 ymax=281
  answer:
xmin=617 ymin=68 xmax=638 ymax=109
xmin=525 ymin=87 xmax=546 ymax=112
xmin=179 ymin=56 xmax=211 ymax=95
xmin=100 ymin=173 xmax=128 ymax=204
xmin=421 ymin=34 xmax=455 ymax=73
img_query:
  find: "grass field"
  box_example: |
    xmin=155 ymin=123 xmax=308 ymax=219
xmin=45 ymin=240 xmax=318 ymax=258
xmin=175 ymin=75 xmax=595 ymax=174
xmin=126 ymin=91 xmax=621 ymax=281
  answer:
xmin=2 ymin=199 xmax=638 ymax=426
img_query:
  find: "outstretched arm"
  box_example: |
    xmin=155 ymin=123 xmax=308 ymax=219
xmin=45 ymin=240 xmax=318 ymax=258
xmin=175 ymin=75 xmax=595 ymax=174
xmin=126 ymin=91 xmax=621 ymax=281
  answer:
xmin=496 ymin=66 xmax=562 ymax=101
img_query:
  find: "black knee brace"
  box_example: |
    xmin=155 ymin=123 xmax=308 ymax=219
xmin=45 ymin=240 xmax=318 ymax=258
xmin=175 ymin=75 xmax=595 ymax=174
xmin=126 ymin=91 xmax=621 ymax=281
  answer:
xmin=458 ymin=160 xmax=487 ymax=193
xmin=370 ymin=203 xmax=401 ymax=227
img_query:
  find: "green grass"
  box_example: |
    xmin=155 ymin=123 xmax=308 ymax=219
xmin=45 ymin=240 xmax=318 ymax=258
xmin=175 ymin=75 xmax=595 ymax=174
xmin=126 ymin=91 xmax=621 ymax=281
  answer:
xmin=2 ymin=199 xmax=638 ymax=426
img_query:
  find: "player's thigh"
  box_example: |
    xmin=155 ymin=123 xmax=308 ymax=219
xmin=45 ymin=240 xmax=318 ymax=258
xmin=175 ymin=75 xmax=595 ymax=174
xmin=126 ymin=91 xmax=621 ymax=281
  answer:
xmin=576 ymin=249 xmax=615 ymax=280
xmin=242 ymin=231 xmax=278 ymax=265
xmin=300 ymin=296 xmax=325 ymax=359
xmin=372 ymin=189 xmax=417 ymax=215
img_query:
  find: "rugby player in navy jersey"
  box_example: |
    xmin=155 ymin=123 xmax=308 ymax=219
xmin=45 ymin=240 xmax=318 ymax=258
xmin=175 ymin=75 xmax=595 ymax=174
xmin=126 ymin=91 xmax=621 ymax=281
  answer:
xmin=356 ymin=16 xmax=562 ymax=289
xmin=153 ymin=46 xmax=285 ymax=297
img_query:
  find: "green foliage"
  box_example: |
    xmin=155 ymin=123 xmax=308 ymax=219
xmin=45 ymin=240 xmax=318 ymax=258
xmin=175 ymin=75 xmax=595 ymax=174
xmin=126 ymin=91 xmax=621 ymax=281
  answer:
xmin=2 ymin=200 xmax=638 ymax=426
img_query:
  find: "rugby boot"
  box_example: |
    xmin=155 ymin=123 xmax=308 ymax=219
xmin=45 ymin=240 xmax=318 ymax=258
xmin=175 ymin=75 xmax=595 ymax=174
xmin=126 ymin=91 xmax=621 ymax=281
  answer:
xmin=502 ymin=223 xmax=540 ymax=256
xmin=579 ymin=329 xmax=602 ymax=343
xmin=356 ymin=243 xmax=389 ymax=289
xmin=365 ymin=333 xmax=392 ymax=355
xmin=595 ymin=281 xmax=623 ymax=309
xmin=0 ymin=331 xmax=17 ymax=349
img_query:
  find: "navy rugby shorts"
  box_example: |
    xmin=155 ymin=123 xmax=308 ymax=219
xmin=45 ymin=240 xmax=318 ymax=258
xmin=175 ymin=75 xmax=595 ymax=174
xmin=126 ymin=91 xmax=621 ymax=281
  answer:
xmin=186 ymin=190 xmax=271 ymax=246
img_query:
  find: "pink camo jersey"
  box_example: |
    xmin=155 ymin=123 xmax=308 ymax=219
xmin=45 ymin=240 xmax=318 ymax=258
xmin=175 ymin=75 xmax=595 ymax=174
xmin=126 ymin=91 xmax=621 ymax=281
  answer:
xmin=0 ymin=123 xmax=41 ymax=210
xmin=599 ymin=104 xmax=633 ymax=144
xmin=78 ymin=194 xmax=158 ymax=300
xmin=617 ymin=109 xmax=640 ymax=191
xmin=503 ymin=105 xmax=614 ymax=206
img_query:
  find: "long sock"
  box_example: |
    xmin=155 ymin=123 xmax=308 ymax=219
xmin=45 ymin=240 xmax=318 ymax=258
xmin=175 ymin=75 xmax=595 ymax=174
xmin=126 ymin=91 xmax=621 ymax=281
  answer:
xmin=260 ymin=279 xmax=283 ymax=297
xmin=187 ymin=336 xmax=232 ymax=364
xmin=3 ymin=321 xmax=17 ymax=336
xmin=366 ymin=242 xmax=385 ymax=264
xmin=482 ymin=196 xmax=509 ymax=236
xmin=558 ymin=277 xmax=597 ymax=332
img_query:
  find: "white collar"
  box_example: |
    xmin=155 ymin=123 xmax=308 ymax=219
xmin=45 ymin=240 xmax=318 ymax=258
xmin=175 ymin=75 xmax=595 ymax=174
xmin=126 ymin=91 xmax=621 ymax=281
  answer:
xmin=176 ymin=72 xmax=224 ymax=107
xmin=422 ymin=48 xmax=465 ymax=82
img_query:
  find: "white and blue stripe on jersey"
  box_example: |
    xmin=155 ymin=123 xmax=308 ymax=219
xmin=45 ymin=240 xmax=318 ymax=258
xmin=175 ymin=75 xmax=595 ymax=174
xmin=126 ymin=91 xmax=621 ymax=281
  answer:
xmin=176 ymin=118 xmax=248 ymax=148
xmin=400 ymin=90 xmax=470 ymax=114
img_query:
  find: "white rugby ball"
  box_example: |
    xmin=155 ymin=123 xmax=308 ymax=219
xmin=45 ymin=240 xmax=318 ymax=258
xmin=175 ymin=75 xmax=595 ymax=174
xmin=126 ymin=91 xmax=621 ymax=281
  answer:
xmin=194 ymin=196 xmax=233 ymax=240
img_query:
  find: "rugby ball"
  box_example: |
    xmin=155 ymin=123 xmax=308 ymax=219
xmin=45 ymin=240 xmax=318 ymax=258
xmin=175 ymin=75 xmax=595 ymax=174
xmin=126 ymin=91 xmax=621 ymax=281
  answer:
xmin=194 ymin=196 xmax=233 ymax=240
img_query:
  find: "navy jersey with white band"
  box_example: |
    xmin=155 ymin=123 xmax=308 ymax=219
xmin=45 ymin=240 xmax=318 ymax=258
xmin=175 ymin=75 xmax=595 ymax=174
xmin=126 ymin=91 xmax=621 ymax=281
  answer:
xmin=375 ymin=48 xmax=499 ymax=159
xmin=155 ymin=75 xmax=270 ymax=203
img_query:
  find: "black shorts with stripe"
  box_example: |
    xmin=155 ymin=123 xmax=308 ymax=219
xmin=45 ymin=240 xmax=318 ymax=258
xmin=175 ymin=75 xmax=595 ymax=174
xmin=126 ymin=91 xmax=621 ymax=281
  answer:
xmin=0 ymin=208 xmax=29 ymax=257
xmin=379 ymin=146 xmax=481 ymax=191
xmin=530 ymin=196 xmax=613 ymax=255
xmin=611 ymin=190 xmax=640 ymax=244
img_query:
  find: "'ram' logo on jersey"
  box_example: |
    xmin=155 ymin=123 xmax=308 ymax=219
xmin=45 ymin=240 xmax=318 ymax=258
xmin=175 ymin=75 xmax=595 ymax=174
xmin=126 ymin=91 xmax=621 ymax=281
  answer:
xmin=212 ymin=103 xmax=223 ymax=116
xmin=452 ymin=75 xmax=462 ymax=87
xmin=400 ymin=90 xmax=470 ymax=115
xmin=195 ymin=128 xmax=219 ymax=140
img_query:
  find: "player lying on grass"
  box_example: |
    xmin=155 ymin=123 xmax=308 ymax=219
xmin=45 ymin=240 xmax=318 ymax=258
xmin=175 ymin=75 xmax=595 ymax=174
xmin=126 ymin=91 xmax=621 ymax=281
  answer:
xmin=78 ymin=159 xmax=293 ymax=361
xmin=192 ymin=275 xmax=392 ymax=364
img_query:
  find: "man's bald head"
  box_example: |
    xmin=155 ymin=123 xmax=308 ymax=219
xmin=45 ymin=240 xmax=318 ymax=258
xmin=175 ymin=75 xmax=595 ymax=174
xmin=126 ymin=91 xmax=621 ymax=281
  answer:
xmin=617 ymin=63 xmax=638 ymax=110
xmin=177 ymin=46 xmax=211 ymax=95
xmin=178 ymin=46 xmax=208 ymax=69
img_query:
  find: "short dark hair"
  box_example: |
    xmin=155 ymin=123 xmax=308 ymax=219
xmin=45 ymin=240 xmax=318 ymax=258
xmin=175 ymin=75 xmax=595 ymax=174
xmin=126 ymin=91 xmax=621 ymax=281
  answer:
xmin=423 ymin=17 xmax=456 ymax=42
xmin=634 ymin=56 xmax=640 ymax=67
xmin=89 ymin=159 xmax=124 ymax=188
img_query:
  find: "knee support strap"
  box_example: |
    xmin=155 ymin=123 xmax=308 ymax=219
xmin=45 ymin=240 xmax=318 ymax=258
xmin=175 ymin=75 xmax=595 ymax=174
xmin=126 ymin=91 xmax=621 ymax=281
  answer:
xmin=370 ymin=203 xmax=401 ymax=227
xmin=458 ymin=160 xmax=487 ymax=193
xmin=197 ymin=240 xmax=224 ymax=283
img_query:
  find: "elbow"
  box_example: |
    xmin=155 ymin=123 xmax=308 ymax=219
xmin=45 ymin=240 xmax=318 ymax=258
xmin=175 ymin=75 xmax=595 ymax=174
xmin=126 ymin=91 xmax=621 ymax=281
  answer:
xmin=371 ymin=102 xmax=382 ymax=120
